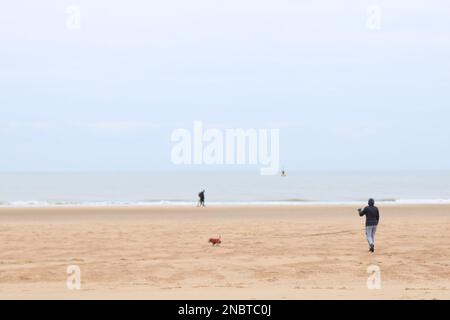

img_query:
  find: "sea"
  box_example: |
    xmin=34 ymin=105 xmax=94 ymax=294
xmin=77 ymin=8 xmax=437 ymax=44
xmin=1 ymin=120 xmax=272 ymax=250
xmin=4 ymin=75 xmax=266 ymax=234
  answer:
xmin=0 ymin=171 xmax=449 ymax=207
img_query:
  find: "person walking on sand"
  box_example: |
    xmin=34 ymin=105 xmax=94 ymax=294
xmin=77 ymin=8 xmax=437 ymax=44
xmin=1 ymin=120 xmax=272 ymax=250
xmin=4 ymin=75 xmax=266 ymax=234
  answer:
xmin=358 ymin=198 xmax=380 ymax=253
xmin=197 ymin=190 xmax=205 ymax=207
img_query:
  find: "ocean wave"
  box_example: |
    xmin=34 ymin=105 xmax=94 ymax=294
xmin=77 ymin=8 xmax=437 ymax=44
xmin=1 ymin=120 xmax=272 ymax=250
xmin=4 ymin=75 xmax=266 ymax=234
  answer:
xmin=1 ymin=198 xmax=450 ymax=208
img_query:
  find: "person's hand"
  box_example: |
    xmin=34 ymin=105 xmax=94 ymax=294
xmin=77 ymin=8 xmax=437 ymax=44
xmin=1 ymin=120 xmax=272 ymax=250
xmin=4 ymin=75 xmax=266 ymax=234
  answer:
xmin=358 ymin=208 xmax=362 ymax=213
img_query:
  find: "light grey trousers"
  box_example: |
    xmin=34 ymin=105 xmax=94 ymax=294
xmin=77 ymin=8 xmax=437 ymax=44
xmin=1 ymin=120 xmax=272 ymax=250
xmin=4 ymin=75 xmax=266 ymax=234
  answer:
xmin=365 ymin=225 xmax=377 ymax=247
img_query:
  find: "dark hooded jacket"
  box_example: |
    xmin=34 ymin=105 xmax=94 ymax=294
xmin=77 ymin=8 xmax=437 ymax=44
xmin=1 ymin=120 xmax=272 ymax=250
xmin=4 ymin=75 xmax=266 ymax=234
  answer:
xmin=359 ymin=199 xmax=380 ymax=226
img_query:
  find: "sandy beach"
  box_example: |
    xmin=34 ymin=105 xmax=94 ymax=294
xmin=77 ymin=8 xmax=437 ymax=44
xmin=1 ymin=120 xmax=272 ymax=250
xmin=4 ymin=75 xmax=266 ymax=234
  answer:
xmin=0 ymin=204 xmax=449 ymax=300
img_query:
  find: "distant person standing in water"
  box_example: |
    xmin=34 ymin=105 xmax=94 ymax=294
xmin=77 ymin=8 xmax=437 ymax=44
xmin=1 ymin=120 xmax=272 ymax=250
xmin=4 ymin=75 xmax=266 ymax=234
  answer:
xmin=358 ymin=198 xmax=380 ymax=253
xmin=198 ymin=190 xmax=205 ymax=207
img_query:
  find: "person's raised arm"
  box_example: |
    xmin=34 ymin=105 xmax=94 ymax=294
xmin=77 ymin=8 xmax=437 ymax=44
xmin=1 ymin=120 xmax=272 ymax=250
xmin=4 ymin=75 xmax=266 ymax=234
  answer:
xmin=358 ymin=207 xmax=367 ymax=217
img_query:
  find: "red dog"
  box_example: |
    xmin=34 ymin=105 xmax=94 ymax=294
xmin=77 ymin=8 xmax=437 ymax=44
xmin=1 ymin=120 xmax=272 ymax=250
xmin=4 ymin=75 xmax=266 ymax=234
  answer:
xmin=208 ymin=235 xmax=221 ymax=246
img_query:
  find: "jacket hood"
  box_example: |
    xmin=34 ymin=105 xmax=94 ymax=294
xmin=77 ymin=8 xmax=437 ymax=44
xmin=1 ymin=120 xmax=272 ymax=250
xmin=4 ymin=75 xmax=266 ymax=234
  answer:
xmin=368 ymin=198 xmax=375 ymax=206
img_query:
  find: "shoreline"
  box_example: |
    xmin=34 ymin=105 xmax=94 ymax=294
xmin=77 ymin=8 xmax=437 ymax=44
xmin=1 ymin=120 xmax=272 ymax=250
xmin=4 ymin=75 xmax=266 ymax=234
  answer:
xmin=1 ymin=202 xmax=450 ymax=213
xmin=2 ymin=200 xmax=450 ymax=209
xmin=1 ymin=204 xmax=450 ymax=223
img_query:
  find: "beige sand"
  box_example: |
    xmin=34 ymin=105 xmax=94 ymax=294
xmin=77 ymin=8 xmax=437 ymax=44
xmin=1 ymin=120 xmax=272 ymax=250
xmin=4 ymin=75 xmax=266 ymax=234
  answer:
xmin=0 ymin=204 xmax=449 ymax=300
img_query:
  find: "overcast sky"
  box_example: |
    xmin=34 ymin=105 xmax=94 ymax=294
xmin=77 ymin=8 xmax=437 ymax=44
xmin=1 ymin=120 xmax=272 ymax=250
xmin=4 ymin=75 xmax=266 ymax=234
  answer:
xmin=1 ymin=0 xmax=449 ymax=171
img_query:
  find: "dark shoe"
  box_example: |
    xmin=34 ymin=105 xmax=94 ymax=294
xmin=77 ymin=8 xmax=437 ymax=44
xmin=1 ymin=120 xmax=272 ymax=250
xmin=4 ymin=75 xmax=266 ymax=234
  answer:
xmin=369 ymin=245 xmax=374 ymax=253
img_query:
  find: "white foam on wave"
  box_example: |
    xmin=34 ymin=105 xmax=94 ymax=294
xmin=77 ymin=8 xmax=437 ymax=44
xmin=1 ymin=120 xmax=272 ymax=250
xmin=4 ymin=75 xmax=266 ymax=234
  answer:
xmin=390 ymin=198 xmax=450 ymax=205
xmin=1 ymin=198 xmax=450 ymax=208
